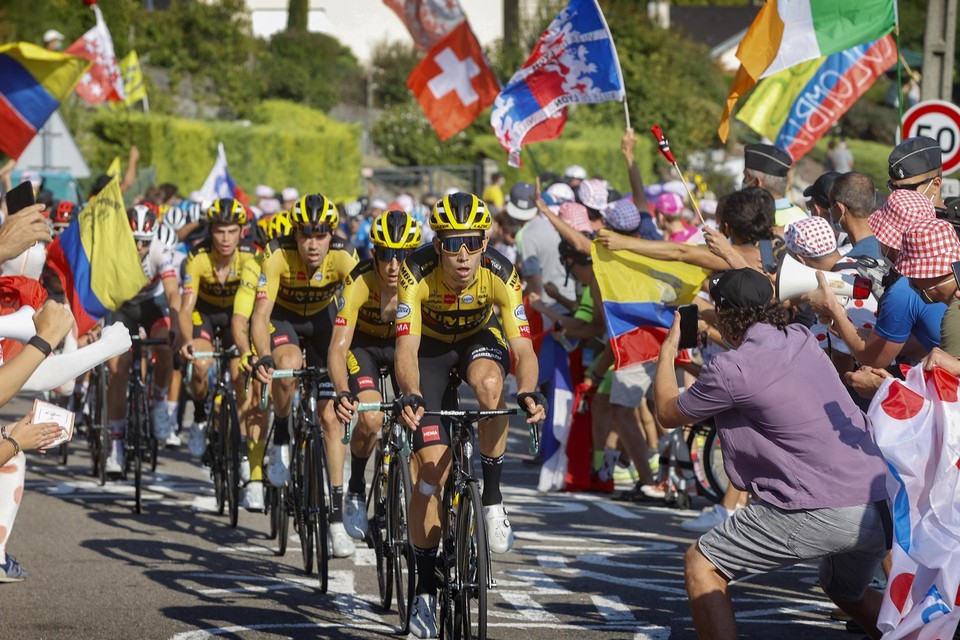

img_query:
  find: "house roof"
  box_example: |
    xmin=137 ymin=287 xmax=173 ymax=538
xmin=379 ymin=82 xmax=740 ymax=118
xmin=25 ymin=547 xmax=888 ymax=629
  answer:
xmin=669 ymin=5 xmax=761 ymax=51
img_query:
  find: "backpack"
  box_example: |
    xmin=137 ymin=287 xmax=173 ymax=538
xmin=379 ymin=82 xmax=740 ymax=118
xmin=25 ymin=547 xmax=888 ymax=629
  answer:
xmin=830 ymin=255 xmax=896 ymax=300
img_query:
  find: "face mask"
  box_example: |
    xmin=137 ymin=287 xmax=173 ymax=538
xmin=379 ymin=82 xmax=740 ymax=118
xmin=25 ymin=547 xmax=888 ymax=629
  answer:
xmin=920 ymin=179 xmax=936 ymax=202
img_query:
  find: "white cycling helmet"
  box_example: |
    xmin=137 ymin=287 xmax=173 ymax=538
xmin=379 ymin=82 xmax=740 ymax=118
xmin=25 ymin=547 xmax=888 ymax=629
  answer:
xmin=164 ymin=205 xmax=187 ymax=231
xmin=564 ymin=164 xmax=587 ymax=181
xmin=127 ymin=204 xmax=158 ymax=241
xmin=156 ymin=223 xmax=179 ymax=250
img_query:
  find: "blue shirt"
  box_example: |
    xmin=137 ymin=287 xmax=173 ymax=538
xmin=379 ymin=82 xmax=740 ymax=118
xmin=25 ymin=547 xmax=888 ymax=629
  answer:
xmin=844 ymin=235 xmax=882 ymax=261
xmin=678 ymin=323 xmax=888 ymax=510
xmin=874 ymin=276 xmax=945 ymax=349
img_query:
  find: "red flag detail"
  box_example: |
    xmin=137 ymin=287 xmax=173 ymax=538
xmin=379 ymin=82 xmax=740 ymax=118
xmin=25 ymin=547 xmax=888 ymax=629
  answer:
xmin=407 ymin=22 xmax=499 ymax=141
xmin=64 ymin=5 xmax=125 ymax=104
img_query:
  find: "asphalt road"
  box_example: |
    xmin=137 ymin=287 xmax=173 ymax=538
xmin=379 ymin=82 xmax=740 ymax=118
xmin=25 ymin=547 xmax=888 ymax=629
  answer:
xmin=2 ymin=392 xmax=874 ymax=640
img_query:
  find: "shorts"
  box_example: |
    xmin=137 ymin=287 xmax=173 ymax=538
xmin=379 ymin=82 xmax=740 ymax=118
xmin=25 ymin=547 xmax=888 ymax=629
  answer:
xmin=697 ymin=500 xmax=890 ymax=601
xmin=609 ymin=361 xmax=657 ymax=407
xmin=268 ymin=305 xmax=336 ymax=392
xmin=114 ymin=293 xmax=170 ymax=336
xmin=411 ymin=318 xmax=511 ymax=453
xmin=192 ymin=301 xmax=234 ymax=350
xmin=347 ymin=333 xmax=398 ymax=398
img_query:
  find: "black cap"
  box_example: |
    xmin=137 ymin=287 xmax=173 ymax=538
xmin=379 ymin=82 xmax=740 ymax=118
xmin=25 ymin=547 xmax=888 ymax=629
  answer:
xmin=505 ymin=182 xmax=537 ymax=221
xmin=802 ymin=171 xmax=841 ymax=209
xmin=744 ymin=144 xmax=793 ymax=177
xmin=710 ymin=268 xmax=774 ymax=309
xmin=888 ymin=136 xmax=942 ymax=181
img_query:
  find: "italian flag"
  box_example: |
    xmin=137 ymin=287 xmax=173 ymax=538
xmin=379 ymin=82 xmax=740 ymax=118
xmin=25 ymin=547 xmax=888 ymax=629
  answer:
xmin=718 ymin=0 xmax=896 ymax=142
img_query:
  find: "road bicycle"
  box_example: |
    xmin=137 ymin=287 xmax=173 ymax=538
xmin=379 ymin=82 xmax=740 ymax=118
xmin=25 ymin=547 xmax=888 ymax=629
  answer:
xmin=82 ymin=363 xmax=109 ymax=485
xmin=125 ymin=336 xmax=168 ymax=514
xmin=658 ymin=420 xmax=727 ymax=509
xmin=187 ymin=338 xmax=243 ymax=527
xmin=261 ymin=364 xmax=335 ymax=592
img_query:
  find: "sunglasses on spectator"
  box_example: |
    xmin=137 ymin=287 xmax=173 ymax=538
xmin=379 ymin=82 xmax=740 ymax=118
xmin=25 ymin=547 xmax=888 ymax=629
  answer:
xmin=439 ymin=235 xmax=484 ymax=254
xmin=296 ymin=223 xmax=332 ymax=235
xmin=375 ymin=247 xmax=411 ymax=263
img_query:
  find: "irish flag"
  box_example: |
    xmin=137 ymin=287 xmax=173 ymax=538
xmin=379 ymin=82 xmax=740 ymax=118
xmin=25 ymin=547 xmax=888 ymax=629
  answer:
xmin=718 ymin=0 xmax=896 ymax=142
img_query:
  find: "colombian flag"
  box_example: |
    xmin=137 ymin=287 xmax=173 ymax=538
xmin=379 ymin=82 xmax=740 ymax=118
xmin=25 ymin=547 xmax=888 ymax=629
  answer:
xmin=45 ymin=177 xmax=147 ymax=335
xmin=0 ymin=43 xmax=91 ymax=159
xmin=592 ymin=244 xmax=708 ymax=369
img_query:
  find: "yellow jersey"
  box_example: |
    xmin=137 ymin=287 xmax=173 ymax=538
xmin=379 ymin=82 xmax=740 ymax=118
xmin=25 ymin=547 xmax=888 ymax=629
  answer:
xmin=396 ymin=245 xmax=530 ymax=343
xmin=256 ymin=235 xmax=359 ymax=317
xmin=233 ymin=254 xmax=263 ymax=319
xmin=183 ymin=240 xmax=259 ymax=309
xmin=336 ymin=260 xmax=395 ymax=340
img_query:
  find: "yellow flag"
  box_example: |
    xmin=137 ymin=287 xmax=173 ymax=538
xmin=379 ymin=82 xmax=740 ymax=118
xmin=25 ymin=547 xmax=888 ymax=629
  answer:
xmin=118 ymin=50 xmax=146 ymax=106
xmin=106 ymin=156 xmax=121 ymax=178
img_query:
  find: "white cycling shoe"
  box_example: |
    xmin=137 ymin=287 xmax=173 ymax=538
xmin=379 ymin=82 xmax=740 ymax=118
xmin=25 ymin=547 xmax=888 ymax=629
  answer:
xmin=241 ymin=481 xmax=265 ymax=512
xmin=188 ymin=421 xmax=207 ymax=458
xmin=482 ymin=503 xmax=515 ymax=554
xmin=105 ymin=439 xmax=124 ymax=477
xmin=409 ymin=593 xmax=438 ymax=638
xmin=328 ymin=522 xmax=356 ymax=557
xmin=343 ymin=493 xmax=368 ymax=540
xmin=151 ymin=402 xmax=173 ymax=441
xmin=266 ymin=445 xmax=290 ymax=487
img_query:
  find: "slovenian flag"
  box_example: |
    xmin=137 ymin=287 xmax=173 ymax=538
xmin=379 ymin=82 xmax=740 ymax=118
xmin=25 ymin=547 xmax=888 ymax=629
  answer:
xmin=591 ymin=244 xmax=708 ymax=369
xmin=718 ymin=0 xmax=896 ymax=142
xmin=736 ymin=35 xmax=897 ymax=161
xmin=199 ymin=142 xmax=249 ymax=205
xmin=45 ymin=177 xmax=148 ymax=335
xmin=0 ymin=43 xmax=91 ymax=159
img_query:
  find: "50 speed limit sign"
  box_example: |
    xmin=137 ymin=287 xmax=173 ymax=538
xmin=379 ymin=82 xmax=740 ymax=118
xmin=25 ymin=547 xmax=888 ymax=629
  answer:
xmin=902 ymin=100 xmax=960 ymax=174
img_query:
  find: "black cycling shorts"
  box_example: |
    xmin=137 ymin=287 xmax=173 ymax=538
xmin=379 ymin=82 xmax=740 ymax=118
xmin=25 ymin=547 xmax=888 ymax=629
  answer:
xmin=192 ymin=301 xmax=235 ymax=350
xmin=347 ymin=332 xmax=398 ymax=398
xmin=411 ymin=316 xmax=510 ymax=453
xmin=114 ymin=293 xmax=170 ymax=336
xmin=269 ymin=305 xmax=337 ymax=391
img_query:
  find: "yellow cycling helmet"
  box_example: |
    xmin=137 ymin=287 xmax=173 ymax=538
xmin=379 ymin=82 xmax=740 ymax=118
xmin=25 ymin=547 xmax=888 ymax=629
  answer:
xmin=269 ymin=210 xmax=292 ymax=240
xmin=256 ymin=216 xmax=272 ymax=239
xmin=371 ymin=210 xmax=421 ymax=249
xmin=207 ymin=198 xmax=248 ymax=225
xmin=290 ymin=193 xmax=339 ymax=229
xmin=430 ymin=192 xmax=490 ymax=232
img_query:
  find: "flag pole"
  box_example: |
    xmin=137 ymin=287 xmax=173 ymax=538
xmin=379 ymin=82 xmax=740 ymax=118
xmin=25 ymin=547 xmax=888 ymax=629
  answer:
xmin=623 ymin=97 xmax=632 ymax=130
xmin=650 ymin=125 xmax=704 ymax=225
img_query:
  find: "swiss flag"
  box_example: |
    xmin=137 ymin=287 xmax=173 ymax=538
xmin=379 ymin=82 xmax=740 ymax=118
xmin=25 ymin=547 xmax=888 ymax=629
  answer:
xmin=407 ymin=21 xmax=498 ymax=141
xmin=65 ymin=4 xmax=125 ymax=104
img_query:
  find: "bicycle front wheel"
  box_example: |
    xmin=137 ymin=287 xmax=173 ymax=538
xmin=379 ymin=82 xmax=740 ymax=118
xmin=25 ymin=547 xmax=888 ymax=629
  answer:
xmin=703 ymin=424 xmax=729 ymax=498
xmin=224 ymin=393 xmax=242 ymax=528
xmin=310 ymin=434 xmax=329 ymax=594
xmin=294 ymin=430 xmax=314 ymax=575
xmin=455 ymin=481 xmax=487 ymax=640
xmin=130 ymin=384 xmax=147 ymax=515
xmin=389 ymin=452 xmax=414 ymax=632
xmin=275 ymin=486 xmax=289 ymax=556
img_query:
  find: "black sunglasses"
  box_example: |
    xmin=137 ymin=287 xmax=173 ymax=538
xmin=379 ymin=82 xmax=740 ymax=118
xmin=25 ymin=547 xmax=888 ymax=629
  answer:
xmin=439 ymin=235 xmax=484 ymax=254
xmin=375 ymin=247 xmax=411 ymax=263
xmin=296 ymin=223 xmax=332 ymax=235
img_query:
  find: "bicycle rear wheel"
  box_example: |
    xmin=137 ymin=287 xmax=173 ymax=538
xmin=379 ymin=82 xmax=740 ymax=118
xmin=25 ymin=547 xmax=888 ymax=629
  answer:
xmin=437 ymin=480 xmax=457 ymax=640
xmin=703 ymin=425 xmax=728 ymax=498
xmin=686 ymin=425 xmax=720 ymax=505
xmin=210 ymin=407 xmax=226 ymax=516
xmin=369 ymin=447 xmax=392 ymax=610
xmin=455 ymin=481 xmax=487 ymax=640
xmin=92 ymin=367 xmax=109 ymax=485
xmin=390 ymin=452 xmax=415 ymax=632
xmin=311 ymin=435 xmax=330 ymax=593
xmin=130 ymin=384 xmax=147 ymax=514
xmin=276 ymin=486 xmax=289 ymax=556
xmin=224 ymin=393 xmax=242 ymax=528
xmin=294 ymin=428 xmax=314 ymax=575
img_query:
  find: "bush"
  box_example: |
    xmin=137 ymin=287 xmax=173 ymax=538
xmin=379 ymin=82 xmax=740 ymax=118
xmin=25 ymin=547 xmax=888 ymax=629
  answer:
xmin=86 ymin=100 xmax=362 ymax=198
xmin=838 ymin=99 xmax=899 ymax=143
xmin=259 ymin=31 xmax=362 ymax=112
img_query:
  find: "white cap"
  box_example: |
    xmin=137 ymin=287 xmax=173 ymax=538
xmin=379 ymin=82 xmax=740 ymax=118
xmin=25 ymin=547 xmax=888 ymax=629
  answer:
xmin=564 ymin=164 xmax=587 ymax=180
xmin=545 ymin=182 xmax=575 ymax=204
xmin=369 ymin=198 xmax=388 ymax=211
xmin=281 ymin=187 xmax=299 ymax=202
xmin=43 ymin=29 xmax=64 ymax=43
xmin=395 ymin=194 xmax=414 ymax=213
xmin=21 ymin=171 xmax=42 ymax=189
xmin=259 ymin=198 xmax=281 ymax=215
xmin=255 ymin=184 xmax=275 ymax=199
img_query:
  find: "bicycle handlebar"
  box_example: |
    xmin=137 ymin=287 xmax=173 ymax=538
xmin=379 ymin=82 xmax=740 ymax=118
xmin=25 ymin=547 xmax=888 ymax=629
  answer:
xmin=342 ymin=401 xmax=397 ymax=444
xmin=183 ymin=347 xmax=239 ymax=384
xmin=420 ymin=407 xmax=540 ymax=455
xmin=257 ymin=366 xmax=327 ymax=410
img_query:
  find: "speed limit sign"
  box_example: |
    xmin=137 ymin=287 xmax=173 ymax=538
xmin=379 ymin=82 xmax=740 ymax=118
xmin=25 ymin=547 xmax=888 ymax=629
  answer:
xmin=902 ymin=100 xmax=960 ymax=174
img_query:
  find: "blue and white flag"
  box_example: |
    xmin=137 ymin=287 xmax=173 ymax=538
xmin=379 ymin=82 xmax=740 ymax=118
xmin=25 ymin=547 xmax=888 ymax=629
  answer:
xmin=538 ymin=335 xmax=575 ymax=492
xmin=491 ymin=0 xmax=625 ymax=167
xmin=199 ymin=142 xmax=239 ymax=201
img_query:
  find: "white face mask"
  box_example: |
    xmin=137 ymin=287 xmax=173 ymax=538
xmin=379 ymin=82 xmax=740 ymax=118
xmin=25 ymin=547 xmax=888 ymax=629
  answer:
xmin=920 ymin=179 xmax=936 ymax=201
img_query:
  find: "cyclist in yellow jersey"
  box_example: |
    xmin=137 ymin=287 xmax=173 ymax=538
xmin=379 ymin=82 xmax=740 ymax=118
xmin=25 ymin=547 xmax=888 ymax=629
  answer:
xmin=252 ymin=193 xmax=359 ymax=557
xmin=329 ymin=210 xmax=421 ymax=540
xmin=394 ymin=192 xmax=546 ymax=638
xmin=230 ymin=245 xmax=269 ymax=511
xmin=177 ymin=198 xmax=258 ymax=459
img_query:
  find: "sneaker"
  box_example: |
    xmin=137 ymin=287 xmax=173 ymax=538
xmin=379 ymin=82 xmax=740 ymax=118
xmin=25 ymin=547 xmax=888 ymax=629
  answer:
xmin=266 ymin=444 xmax=290 ymax=487
xmin=188 ymin=421 xmax=207 ymax=459
xmin=105 ymin=439 xmax=124 ymax=477
xmin=328 ymin=521 xmax=356 ymax=557
xmin=343 ymin=493 xmax=368 ymax=540
xmin=612 ymin=463 xmax=640 ymax=483
xmin=681 ymin=505 xmax=733 ymax=533
xmin=165 ymin=431 xmax=182 ymax=449
xmin=241 ymin=481 xmax=265 ymax=512
xmin=482 ymin=503 xmax=514 ymax=553
xmin=640 ymin=480 xmax=667 ymax=499
xmin=409 ymin=593 xmax=438 ymax=639
xmin=151 ymin=401 xmax=173 ymax=441
xmin=613 ymin=481 xmax=660 ymax=503
xmin=0 ymin=555 xmax=26 ymax=582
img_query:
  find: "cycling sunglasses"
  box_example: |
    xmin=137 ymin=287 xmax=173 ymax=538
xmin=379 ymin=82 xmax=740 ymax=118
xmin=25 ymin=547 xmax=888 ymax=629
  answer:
xmin=375 ymin=247 xmax=411 ymax=263
xmin=438 ymin=235 xmax=484 ymax=254
xmin=296 ymin=223 xmax=332 ymax=235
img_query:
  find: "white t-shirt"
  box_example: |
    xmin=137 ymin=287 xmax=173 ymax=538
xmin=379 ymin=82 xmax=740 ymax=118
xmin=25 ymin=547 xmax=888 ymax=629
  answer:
xmin=810 ymin=257 xmax=879 ymax=356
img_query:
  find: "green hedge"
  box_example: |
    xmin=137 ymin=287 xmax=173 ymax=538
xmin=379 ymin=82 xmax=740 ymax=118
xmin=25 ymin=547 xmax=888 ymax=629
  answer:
xmin=85 ymin=100 xmax=362 ymax=199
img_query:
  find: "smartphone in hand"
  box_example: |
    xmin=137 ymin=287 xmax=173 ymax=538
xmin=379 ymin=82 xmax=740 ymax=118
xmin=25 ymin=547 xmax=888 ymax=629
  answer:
xmin=759 ymin=239 xmax=778 ymax=274
xmin=5 ymin=181 xmax=35 ymax=216
xmin=678 ymin=303 xmax=699 ymax=350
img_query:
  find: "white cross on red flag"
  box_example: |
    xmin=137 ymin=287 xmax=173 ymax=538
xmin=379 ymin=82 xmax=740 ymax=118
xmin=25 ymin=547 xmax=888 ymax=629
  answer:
xmin=65 ymin=4 xmax=125 ymax=105
xmin=406 ymin=21 xmax=498 ymax=141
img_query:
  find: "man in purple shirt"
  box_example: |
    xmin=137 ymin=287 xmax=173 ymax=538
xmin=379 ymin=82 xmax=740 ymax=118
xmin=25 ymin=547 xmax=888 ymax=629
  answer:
xmin=654 ymin=268 xmax=890 ymax=640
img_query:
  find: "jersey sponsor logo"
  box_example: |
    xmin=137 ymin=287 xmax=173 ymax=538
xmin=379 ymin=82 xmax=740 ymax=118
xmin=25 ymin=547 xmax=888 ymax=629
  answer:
xmin=273 ymin=334 xmax=290 ymax=346
xmin=347 ymin=352 xmax=360 ymax=374
xmin=336 ymin=295 xmax=345 ymax=311
xmin=335 ymin=316 xmax=348 ymax=326
xmin=183 ymin=273 xmax=192 ymax=284
xmin=396 ymin=303 xmax=411 ymax=319
xmin=314 ymin=272 xmax=324 ymax=281
xmin=461 ymin=294 xmax=474 ymax=304
xmin=422 ymin=425 xmax=440 ymax=443
xmin=396 ymin=322 xmax=411 ymax=336
xmin=519 ymin=324 xmax=531 ymax=338
xmin=258 ymin=273 xmax=268 ymax=287
xmin=297 ymin=271 xmax=307 ymax=279
xmin=357 ymin=376 xmax=375 ymax=389
xmin=514 ymin=304 xmax=527 ymax=321
xmin=444 ymin=294 xmax=456 ymax=304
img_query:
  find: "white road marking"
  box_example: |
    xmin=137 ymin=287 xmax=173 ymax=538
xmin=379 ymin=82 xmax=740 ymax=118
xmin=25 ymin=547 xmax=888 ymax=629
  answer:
xmin=591 ymin=594 xmax=635 ymax=621
xmin=354 ymin=547 xmax=377 ymax=566
xmin=495 ymin=592 xmax=561 ymax=622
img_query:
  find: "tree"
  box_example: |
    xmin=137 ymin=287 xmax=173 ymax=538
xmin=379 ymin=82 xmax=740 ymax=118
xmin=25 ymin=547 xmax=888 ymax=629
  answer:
xmin=260 ymin=31 xmax=361 ymax=112
xmin=287 ymin=0 xmax=308 ymax=31
xmin=368 ymin=40 xmax=422 ymax=108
